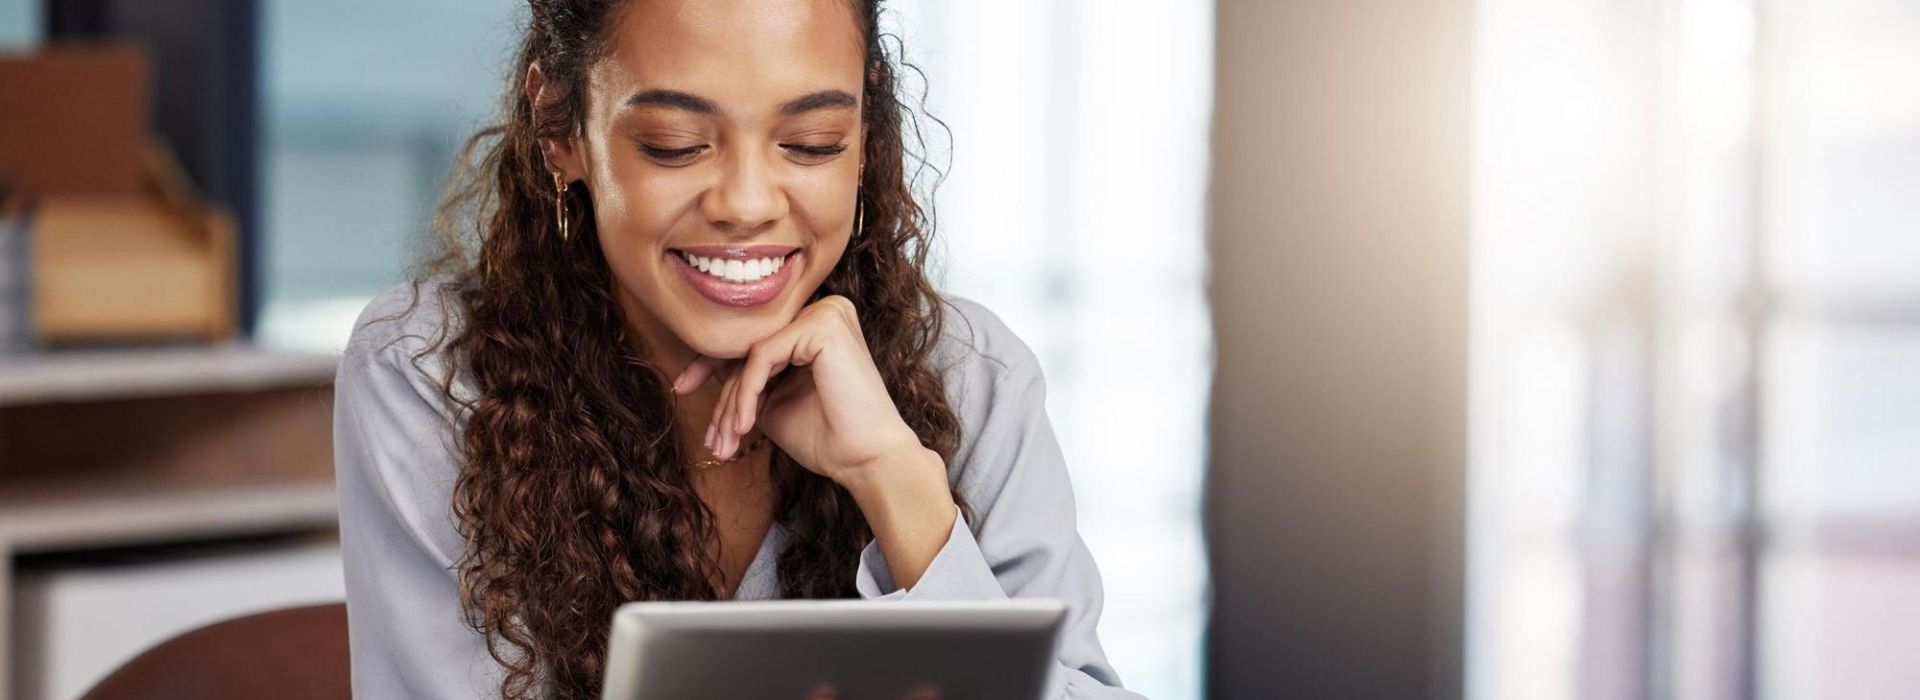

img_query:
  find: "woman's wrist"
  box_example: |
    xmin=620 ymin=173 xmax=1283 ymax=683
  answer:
xmin=838 ymin=443 xmax=957 ymax=591
xmin=833 ymin=430 xmax=942 ymax=494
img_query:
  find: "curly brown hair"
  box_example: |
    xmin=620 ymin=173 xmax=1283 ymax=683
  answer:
xmin=409 ymin=0 xmax=965 ymax=697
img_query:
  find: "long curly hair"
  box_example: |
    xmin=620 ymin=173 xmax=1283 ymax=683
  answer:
xmin=412 ymin=1 xmax=964 ymax=697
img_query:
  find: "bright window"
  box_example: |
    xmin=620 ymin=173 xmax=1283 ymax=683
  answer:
xmin=886 ymin=4 xmax=1215 ymax=698
xmin=1470 ymin=1 xmax=1920 ymax=698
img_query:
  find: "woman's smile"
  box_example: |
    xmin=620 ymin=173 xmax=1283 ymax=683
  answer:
xmin=666 ymin=244 xmax=804 ymax=308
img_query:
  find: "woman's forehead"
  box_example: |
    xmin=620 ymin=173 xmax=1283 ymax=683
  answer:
xmin=591 ymin=0 xmax=865 ymax=115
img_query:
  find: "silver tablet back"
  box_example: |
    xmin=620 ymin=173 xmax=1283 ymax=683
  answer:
xmin=601 ymin=599 xmax=1067 ymax=700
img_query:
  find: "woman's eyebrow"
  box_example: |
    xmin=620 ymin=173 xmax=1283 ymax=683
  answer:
xmin=621 ymin=88 xmax=856 ymax=117
xmin=778 ymin=89 xmax=857 ymax=115
xmin=625 ymin=89 xmax=719 ymax=113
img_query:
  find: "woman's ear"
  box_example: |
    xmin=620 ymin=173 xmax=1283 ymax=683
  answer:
xmin=524 ymin=61 xmax=587 ymax=183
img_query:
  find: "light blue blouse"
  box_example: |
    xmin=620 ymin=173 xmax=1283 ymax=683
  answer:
xmin=333 ymin=278 xmax=1144 ymax=699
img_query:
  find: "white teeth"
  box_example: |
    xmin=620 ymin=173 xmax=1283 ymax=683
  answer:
xmin=681 ymin=252 xmax=788 ymax=283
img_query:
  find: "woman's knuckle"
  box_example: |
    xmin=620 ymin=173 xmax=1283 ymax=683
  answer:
xmin=824 ymin=297 xmax=859 ymax=326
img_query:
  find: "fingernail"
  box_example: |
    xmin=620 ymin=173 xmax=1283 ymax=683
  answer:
xmin=704 ymin=423 xmax=715 ymax=449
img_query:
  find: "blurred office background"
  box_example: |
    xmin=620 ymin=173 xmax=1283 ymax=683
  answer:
xmin=0 ymin=0 xmax=1914 ymax=699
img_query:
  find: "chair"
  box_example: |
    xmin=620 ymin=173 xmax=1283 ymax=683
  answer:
xmin=79 ymin=602 xmax=349 ymax=700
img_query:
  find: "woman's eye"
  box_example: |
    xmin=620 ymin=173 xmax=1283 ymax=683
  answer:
xmin=640 ymin=143 xmax=707 ymax=164
xmin=782 ymin=142 xmax=847 ymax=163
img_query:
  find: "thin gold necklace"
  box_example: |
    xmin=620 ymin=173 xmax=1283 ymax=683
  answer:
xmin=690 ymin=432 xmax=769 ymax=470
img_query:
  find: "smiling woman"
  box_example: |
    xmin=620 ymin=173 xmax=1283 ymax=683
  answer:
xmin=330 ymin=0 xmax=1140 ymax=699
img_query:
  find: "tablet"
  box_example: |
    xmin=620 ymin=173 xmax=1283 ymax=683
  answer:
xmin=600 ymin=599 xmax=1067 ymax=700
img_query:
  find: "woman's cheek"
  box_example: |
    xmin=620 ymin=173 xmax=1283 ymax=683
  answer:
xmin=597 ymin=179 xmax=679 ymax=254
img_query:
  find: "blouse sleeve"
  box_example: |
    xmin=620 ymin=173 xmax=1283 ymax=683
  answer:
xmin=852 ymin=298 xmax=1145 ymax=700
xmin=334 ymin=286 xmax=505 ymax=698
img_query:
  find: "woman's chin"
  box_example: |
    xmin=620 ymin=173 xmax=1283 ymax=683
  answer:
xmin=679 ymin=321 xmax=779 ymax=360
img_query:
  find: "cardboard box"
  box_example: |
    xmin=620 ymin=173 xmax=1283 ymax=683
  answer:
xmin=0 ymin=43 xmax=150 ymax=197
xmin=30 ymin=144 xmax=236 ymax=342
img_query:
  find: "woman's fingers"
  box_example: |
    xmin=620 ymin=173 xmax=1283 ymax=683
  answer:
xmin=733 ymin=303 xmax=849 ymax=438
xmin=737 ymin=357 xmax=788 ymax=436
xmin=707 ymin=384 xmax=721 ymax=453
xmin=673 ymin=354 xmax=725 ymax=395
xmin=734 ymin=335 xmax=804 ymax=439
xmin=680 ymin=354 xmax=749 ymax=458
xmin=724 ymin=373 xmax=749 ymax=458
xmin=723 ymin=372 xmax=746 ymax=458
xmin=707 ymin=365 xmax=739 ymax=456
xmin=692 ymin=295 xmax=865 ymax=466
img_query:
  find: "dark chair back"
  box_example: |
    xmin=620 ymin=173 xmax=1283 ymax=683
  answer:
xmin=79 ymin=602 xmax=349 ymax=700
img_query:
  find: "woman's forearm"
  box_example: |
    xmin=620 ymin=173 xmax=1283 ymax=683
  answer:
xmin=840 ymin=445 xmax=957 ymax=591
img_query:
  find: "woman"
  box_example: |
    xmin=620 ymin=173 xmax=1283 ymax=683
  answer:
xmin=334 ymin=0 xmax=1138 ymax=698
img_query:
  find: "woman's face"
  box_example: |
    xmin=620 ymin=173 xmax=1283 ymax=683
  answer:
xmin=540 ymin=0 xmax=866 ymax=364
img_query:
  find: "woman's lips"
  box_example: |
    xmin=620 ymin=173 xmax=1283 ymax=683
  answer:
xmin=667 ymin=246 xmax=800 ymax=308
xmin=673 ymin=243 xmax=800 ymax=259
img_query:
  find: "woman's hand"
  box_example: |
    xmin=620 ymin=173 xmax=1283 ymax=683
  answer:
xmin=671 ymin=295 xmax=923 ymax=485
xmin=674 ymin=295 xmax=959 ymax=590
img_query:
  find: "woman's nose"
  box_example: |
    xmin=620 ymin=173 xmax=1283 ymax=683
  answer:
xmin=702 ymin=147 xmax=789 ymax=234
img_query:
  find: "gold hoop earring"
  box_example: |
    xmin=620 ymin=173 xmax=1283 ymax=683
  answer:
xmin=552 ymin=172 xmax=571 ymax=242
xmin=854 ymin=160 xmax=866 ymax=239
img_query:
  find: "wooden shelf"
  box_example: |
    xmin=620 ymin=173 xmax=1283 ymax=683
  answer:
xmin=0 ymin=479 xmax=337 ymax=555
xmin=0 ymin=344 xmax=337 ymax=407
xmin=0 ymin=342 xmax=344 ymax=697
xmin=0 ymin=342 xmax=342 ymax=554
